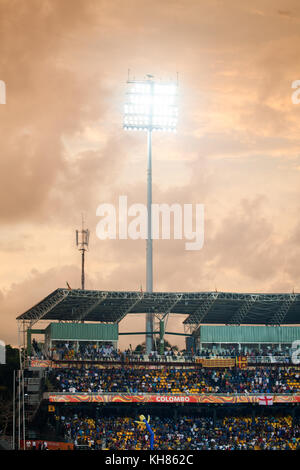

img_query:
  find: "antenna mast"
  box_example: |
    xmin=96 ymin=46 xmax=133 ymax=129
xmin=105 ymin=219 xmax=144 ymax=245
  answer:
xmin=76 ymin=215 xmax=90 ymax=290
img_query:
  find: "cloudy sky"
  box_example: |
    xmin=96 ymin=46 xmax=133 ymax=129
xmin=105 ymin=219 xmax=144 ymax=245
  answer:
xmin=1 ymin=0 xmax=300 ymax=349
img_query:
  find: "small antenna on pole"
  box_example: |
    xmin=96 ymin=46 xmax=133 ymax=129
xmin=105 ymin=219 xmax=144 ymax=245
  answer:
xmin=76 ymin=215 xmax=90 ymax=290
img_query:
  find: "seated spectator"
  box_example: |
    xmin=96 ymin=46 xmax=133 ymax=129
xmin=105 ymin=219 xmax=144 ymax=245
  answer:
xmin=49 ymin=365 xmax=300 ymax=395
xmin=56 ymin=413 xmax=300 ymax=450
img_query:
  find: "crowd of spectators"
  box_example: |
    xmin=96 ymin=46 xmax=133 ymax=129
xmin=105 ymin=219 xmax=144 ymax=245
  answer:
xmin=195 ymin=344 xmax=292 ymax=359
xmin=56 ymin=413 xmax=300 ymax=450
xmin=50 ymin=342 xmax=119 ymax=361
xmin=31 ymin=339 xmax=46 ymax=360
xmin=50 ymin=366 xmax=300 ymax=394
xmin=49 ymin=342 xmax=183 ymax=362
xmin=33 ymin=341 xmax=295 ymax=364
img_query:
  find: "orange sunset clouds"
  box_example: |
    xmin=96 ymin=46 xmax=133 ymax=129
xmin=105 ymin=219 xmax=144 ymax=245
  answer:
xmin=0 ymin=0 xmax=300 ymax=349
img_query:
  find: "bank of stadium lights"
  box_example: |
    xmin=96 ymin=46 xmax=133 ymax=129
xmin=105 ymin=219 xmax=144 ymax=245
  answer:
xmin=123 ymin=75 xmax=178 ymax=354
xmin=123 ymin=80 xmax=178 ymax=132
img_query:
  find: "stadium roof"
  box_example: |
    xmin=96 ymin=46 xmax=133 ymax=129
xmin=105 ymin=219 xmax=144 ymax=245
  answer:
xmin=16 ymin=288 xmax=300 ymax=327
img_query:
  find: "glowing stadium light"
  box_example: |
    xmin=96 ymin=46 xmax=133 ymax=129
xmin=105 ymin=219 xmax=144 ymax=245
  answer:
xmin=123 ymin=78 xmax=178 ymax=132
xmin=123 ymin=74 xmax=179 ymax=354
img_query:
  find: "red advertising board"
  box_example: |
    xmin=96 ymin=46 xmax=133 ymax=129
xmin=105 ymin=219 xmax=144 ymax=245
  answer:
xmin=20 ymin=439 xmax=74 ymax=450
xmin=47 ymin=393 xmax=300 ymax=404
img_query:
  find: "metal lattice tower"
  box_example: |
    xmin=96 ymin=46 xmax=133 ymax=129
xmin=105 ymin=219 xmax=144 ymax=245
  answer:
xmin=76 ymin=216 xmax=90 ymax=291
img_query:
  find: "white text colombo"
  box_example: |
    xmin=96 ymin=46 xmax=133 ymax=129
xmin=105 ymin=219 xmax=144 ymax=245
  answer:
xmin=155 ymin=396 xmax=191 ymax=403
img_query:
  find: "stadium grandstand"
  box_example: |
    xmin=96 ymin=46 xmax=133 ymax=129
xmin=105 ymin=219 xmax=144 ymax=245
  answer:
xmin=11 ymin=288 xmax=300 ymax=450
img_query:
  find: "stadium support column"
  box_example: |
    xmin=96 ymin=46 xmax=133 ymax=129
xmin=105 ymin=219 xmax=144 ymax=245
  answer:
xmin=18 ymin=370 xmax=20 ymax=450
xmin=159 ymin=319 xmax=165 ymax=356
xmin=27 ymin=329 xmax=31 ymax=357
xmin=13 ymin=370 xmax=15 ymax=450
xmin=146 ymin=128 xmax=153 ymax=354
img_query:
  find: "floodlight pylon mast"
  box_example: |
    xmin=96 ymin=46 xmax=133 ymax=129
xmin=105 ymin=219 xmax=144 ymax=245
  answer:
xmin=123 ymin=73 xmax=178 ymax=354
xmin=146 ymin=130 xmax=153 ymax=291
xmin=146 ymin=81 xmax=153 ymax=353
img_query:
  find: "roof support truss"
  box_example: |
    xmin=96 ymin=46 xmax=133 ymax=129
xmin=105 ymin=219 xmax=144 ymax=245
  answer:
xmin=228 ymin=295 xmax=259 ymax=325
xmin=267 ymin=295 xmax=297 ymax=325
xmin=114 ymin=293 xmax=145 ymax=323
xmin=154 ymin=294 xmax=184 ymax=321
xmin=183 ymin=293 xmax=219 ymax=334
xmin=69 ymin=292 xmax=109 ymax=322
xmin=19 ymin=289 xmax=70 ymax=328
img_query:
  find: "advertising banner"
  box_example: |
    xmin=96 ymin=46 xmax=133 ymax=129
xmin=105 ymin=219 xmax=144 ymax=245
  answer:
xmin=47 ymin=393 xmax=300 ymax=404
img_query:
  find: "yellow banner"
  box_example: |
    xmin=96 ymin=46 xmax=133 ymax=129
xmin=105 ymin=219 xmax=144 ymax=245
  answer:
xmin=198 ymin=358 xmax=236 ymax=368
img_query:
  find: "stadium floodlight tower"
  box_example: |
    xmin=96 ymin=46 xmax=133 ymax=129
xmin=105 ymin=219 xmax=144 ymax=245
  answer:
xmin=123 ymin=74 xmax=178 ymax=354
xmin=76 ymin=218 xmax=90 ymax=290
